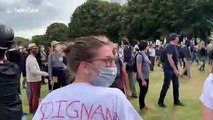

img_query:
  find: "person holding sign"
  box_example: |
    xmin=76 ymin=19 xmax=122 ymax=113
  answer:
xmin=33 ymin=36 xmax=142 ymax=120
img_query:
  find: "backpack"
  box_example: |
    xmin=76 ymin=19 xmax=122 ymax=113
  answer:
xmin=133 ymin=52 xmax=144 ymax=73
xmin=160 ymin=48 xmax=166 ymax=63
xmin=178 ymin=47 xmax=185 ymax=58
xmin=111 ymin=57 xmax=123 ymax=89
xmin=123 ymin=45 xmax=134 ymax=70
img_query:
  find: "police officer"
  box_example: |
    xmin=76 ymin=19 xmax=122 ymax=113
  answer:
xmin=0 ymin=24 xmax=23 ymax=119
xmin=158 ymin=33 xmax=184 ymax=108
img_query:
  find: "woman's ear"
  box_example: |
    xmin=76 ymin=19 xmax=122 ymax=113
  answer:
xmin=79 ymin=61 xmax=90 ymax=74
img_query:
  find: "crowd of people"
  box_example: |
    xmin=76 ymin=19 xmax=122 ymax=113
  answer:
xmin=0 ymin=24 xmax=213 ymax=120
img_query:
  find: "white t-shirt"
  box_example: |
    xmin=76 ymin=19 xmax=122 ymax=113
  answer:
xmin=33 ymin=83 xmax=142 ymax=120
xmin=200 ymin=73 xmax=213 ymax=110
xmin=148 ymin=48 xmax=156 ymax=57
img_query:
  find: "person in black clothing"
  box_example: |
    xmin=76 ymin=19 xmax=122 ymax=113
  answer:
xmin=136 ymin=41 xmax=150 ymax=110
xmin=6 ymin=44 xmax=22 ymax=94
xmin=158 ymin=33 xmax=184 ymax=108
xmin=39 ymin=46 xmax=47 ymax=84
xmin=35 ymin=48 xmax=47 ymax=85
xmin=180 ymin=40 xmax=192 ymax=78
xmin=178 ymin=45 xmax=185 ymax=69
xmin=122 ymin=38 xmax=138 ymax=98
xmin=0 ymin=24 xmax=22 ymax=120
xmin=155 ymin=45 xmax=161 ymax=66
xmin=199 ymin=41 xmax=207 ymax=71
xmin=21 ymin=49 xmax=29 ymax=88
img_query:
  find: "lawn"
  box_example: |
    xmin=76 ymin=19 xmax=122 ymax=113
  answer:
xmin=21 ymin=64 xmax=212 ymax=120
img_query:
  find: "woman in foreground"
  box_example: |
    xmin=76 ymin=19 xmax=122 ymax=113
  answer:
xmin=33 ymin=36 xmax=142 ymax=120
xmin=200 ymin=66 xmax=213 ymax=120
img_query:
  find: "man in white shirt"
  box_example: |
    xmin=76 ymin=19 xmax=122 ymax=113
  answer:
xmin=148 ymin=44 xmax=156 ymax=71
xmin=26 ymin=43 xmax=49 ymax=114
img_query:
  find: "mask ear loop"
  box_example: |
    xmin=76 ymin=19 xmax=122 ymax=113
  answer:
xmin=85 ymin=62 xmax=100 ymax=75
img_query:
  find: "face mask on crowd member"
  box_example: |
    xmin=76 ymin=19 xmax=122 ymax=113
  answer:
xmin=64 ymin=36 xmax=117 ymax=87
xmin=33 ymin=36 xmax=142 ymax=120
xmin=86 ymin=57 xmax=117 ymax=87
xmin=28 ymin=43 xmax=38 ymax=56
xmin=31 ymin=48 xmax=38 ymax=55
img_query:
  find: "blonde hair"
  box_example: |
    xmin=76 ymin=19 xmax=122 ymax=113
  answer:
xmin=198 ymin=41 xmax=205 ymax=50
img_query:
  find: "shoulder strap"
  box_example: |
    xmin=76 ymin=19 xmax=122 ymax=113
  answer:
xmin=136 ymin=52 xmax=144 ymax=63
xmin=118 ymin=57 xmax=122 ymax=66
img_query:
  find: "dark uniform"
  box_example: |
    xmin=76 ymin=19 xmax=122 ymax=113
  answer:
xmin=0 ymin=61 xmax=23 ymax=120
xmin=0 ymin=24 xmax=22 ymax=120
xmin=158 ymin=33 xmax=184 ymax=107
xmin=158 ymin=44 xmax=180 ymax=104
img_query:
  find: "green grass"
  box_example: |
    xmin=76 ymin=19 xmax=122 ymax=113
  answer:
xmin=21 ymin=64 xmax=212 ymax=120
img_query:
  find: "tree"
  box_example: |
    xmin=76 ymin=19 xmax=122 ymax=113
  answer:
xmin=46 ymin=23 xmax=69 ymax=42
xmin=68 ymin=0 xmax=212 ymax=43
xmin=68 ymin=0 xmax=122 ymax=42
xmin=31 ymin=35 xmax=48 ymax=47
xmin=15 ymin=37 xmax=30 ymax=47
xmin=120 ymin=0 xmax=213 ymax=42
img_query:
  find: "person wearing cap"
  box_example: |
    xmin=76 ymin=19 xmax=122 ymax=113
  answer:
xmin=26 ymin=43 xmax=49 ymax=114
xmin=0 ymin=24 xmax=23 ymax=119
xmin=200 ymin=66 xmax=213 ymax=120
xmin=158 ymin=33 xmax=184 ymax=108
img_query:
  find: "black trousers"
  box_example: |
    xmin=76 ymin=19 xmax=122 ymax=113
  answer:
xmin=149 ymin=56 xmax=155 ymax=71
xmin=40 ymin=65 xmax=47 ymax=84
xmin=158 ymin=70 xmax=180 ymax=104
xmin=52 ymin=68 xmax=67 ymax=90
xmin=137 ymin=78 xmax=149 ymax=109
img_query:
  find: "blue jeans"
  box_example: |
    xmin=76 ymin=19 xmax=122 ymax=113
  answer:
xmin=192 ymin=53 xmax=199 ymax=64
xmin=26 ymin=82 xmax=30 ymax=102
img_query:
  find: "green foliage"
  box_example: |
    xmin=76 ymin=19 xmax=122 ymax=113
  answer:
xmin=17 ymin=0 xmax=212 ymax=45
xmin=31 ymin=34 xmax=48 ymax=47
xmin=69 ymin=0 xmax=213 ymax=43
xmin=46 ymin=23 xmax=69 ymax=42
xmin=30 ymin=22 xmax=69 ymax=48
xmin=68 ymin=0 xmax=122 ymax=42
xmin=15 ymin=37 xmax=30 ymax=47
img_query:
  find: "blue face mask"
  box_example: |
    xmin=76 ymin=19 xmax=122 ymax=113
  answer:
xmin=90 ymin=67 xmax=117 ymax=87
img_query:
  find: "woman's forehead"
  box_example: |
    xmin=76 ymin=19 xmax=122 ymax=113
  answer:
xmin=95 ymin=45 xmax=113 ymax=58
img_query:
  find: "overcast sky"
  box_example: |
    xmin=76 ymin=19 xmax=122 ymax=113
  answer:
xmin=0 ymin=0 xmax=126 ymax=39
